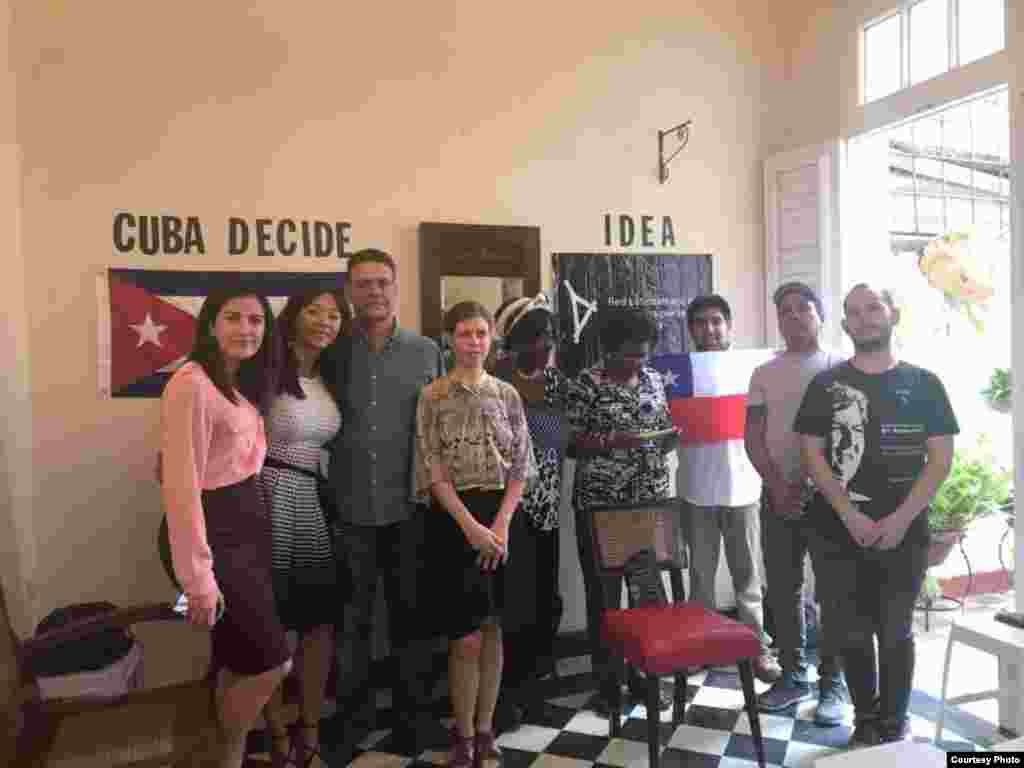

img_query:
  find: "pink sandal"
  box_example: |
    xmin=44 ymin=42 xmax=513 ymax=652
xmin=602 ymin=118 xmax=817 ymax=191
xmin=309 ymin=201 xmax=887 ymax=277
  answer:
xmin=450 ymin=728 xmax=475 ymax=768
xmin=474 ymin=731 xmax=502 ymax=768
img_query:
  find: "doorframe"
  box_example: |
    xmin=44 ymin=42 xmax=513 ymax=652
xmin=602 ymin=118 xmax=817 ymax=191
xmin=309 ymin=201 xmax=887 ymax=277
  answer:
xmin=418 ymin=221 xmax=541 ymax=341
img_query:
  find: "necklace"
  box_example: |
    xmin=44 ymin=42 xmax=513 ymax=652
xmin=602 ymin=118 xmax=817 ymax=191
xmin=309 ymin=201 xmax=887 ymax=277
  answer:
xmin=514 ymin=368 xmax=544 ymax=381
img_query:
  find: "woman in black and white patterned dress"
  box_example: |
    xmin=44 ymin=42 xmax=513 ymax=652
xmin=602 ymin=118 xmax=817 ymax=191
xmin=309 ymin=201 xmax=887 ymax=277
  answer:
xmin=566 ymin=308 xmax=680 ymax=716
xmin=261 ymin=288 xmax=349 ymax=768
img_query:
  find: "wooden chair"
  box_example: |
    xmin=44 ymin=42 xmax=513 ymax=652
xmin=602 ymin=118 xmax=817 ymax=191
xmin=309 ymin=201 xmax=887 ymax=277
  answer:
xmin=0 ymin=574 xmax=307 ymax=768
xmin=1 ymin=585 xmax=221 ymax=767
xmin=584 ymin=498 xmax=767 ymax=768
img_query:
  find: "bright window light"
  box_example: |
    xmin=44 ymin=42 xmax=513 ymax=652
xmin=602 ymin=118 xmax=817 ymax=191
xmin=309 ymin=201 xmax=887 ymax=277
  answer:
xmin=865 ymin=14 xmax=903 ymax=102
xmin=959 ymin=0 xmax=1005 ymax=66
xmin=910 ymin=0 xmax=949 ymax=84
xmin=862 ymin=0 xmax=1004 ymax=104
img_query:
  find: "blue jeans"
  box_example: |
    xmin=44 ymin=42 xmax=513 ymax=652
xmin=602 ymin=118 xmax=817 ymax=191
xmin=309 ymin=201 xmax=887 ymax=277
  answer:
xmin=810 ymin=527 xmax=928 ymax=724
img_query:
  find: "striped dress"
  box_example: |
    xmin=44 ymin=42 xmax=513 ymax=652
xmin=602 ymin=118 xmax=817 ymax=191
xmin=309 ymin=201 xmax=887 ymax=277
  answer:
xmin=261 ymin=375 xmax=342 ymax=630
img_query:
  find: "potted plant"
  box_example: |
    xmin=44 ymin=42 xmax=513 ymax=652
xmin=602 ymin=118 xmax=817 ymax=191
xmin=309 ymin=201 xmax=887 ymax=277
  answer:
xmin=927 ymin=446 xmax=1012 ymax=566
xmin=919 ymin=231 xmax=997 ymax=333
xmin=981 ymin=367 xmax=1012 ymax=413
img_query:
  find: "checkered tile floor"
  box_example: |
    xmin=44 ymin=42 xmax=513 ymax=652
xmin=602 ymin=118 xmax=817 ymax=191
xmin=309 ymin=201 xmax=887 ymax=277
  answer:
xmin=247 ymin=653 xmax=991 ymax=767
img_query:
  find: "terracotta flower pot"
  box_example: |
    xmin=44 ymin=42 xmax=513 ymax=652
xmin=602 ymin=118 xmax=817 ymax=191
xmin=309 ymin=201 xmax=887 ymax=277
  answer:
xmin=928 ymin=527 xmax=965 ymax=567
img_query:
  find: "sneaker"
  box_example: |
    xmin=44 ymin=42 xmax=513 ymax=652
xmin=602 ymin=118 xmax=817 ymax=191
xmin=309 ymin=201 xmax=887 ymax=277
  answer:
xmin=758 ymin=672 xmax=813 ymax=712
xmin=754 ymin=653 xmax=783 ymax=683
xmin=848 ymin=717 xmax=881 ymax=749
xmin=814 ymin=676 xmax=848 ymax=727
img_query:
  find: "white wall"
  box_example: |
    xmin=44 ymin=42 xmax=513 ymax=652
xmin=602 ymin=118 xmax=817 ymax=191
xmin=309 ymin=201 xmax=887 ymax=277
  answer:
xmin=0 ymin=0 xmax=36 ymax=639
xmin=1 ymin=2 xmax=793 ymax=673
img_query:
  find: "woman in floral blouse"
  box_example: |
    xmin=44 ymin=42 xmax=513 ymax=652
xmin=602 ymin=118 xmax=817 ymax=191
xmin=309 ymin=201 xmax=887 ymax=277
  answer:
xmin=414 ymin=301 xmax=537 ymax=768
xmin=566 ymin=308 xmax=680 ymax=716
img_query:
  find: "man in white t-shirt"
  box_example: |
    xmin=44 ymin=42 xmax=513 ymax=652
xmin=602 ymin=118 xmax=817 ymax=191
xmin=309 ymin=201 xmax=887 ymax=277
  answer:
xmin=678 ymin=295 xmax=780 ymax=683
xmin=745 ymin=281 xmax=848 ymax=725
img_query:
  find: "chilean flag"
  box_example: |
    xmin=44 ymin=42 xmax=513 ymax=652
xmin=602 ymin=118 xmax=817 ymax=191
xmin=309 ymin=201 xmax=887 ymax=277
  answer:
xmin=649 ymin=350 xmax=774 ymax=444
xmin=99 ymin=269 xmax=345 ymax=397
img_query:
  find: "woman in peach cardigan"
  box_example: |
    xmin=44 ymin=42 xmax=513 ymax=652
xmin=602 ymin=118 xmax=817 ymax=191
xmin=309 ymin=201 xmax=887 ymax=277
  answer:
xmin=161 ymin=286 xmax=292 ymax=768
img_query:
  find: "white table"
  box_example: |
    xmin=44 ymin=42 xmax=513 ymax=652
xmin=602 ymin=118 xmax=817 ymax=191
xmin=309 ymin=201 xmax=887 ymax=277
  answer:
xmin=814 ymin=741 xmax=946 ymax=767
xmin=937 ymin=614 xmax=1024 ymax=740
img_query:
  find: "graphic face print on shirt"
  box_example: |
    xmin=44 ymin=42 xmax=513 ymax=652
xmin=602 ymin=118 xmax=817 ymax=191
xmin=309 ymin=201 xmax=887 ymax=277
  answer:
xmin=826 ymin=381 xmax=871 ymax=503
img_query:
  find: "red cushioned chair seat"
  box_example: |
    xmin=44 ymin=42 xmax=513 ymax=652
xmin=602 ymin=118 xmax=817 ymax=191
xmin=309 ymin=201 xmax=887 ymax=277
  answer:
xmin=602 ymin=602 xmax=760 ymax=676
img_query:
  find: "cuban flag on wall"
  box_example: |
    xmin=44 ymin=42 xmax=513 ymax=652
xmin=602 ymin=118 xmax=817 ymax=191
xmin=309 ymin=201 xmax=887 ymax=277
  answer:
xmin=649 ymin=350 xmax=774 ymax=443
xmin=97 ymin=268 xmax=345 ymax=397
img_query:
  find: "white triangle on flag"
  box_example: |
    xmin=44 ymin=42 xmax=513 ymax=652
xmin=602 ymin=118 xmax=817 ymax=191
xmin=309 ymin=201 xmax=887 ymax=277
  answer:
xmin=157 ymin=357 xmax=189 ymax=374
xmin=159 ymin=294 xmax=292 ymax=318
xmin=159 ymin=295 xmax=206 ymax=317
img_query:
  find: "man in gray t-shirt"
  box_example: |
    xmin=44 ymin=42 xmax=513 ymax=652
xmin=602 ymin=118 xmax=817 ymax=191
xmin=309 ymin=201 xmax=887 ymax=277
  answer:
xmin=745 ymin=282 xmax=848 ymax=725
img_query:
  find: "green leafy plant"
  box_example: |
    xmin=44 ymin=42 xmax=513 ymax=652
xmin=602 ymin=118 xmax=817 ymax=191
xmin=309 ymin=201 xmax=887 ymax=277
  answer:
xmin=981 ymin=367 xmax=1012 ymax=408
xmin=921 ymin=572 xmax=943 ymax=601
xmin=929 ymin=447 xmax=1012 ymax=531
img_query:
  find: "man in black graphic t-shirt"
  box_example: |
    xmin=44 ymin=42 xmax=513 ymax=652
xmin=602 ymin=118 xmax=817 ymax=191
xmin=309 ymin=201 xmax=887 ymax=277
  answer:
xmin=794 ymin=283 xmax=958 ymax=748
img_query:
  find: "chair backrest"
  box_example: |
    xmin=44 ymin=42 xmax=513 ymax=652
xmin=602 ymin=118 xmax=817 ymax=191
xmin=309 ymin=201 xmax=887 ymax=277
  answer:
xmin=586 ymin=497 xmax=686 ymax=574
xmin=3 ymin=596 xmax=192 ymax=766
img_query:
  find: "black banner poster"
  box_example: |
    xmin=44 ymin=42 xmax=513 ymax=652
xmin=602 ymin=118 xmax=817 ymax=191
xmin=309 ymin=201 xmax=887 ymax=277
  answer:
xmin=553 ymin=252 xmax=712 ymax=378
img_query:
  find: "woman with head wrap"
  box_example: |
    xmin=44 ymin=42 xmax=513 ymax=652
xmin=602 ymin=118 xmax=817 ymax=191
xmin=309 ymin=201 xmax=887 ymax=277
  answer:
xmin=491 ymin=295 xmax=569 ymax=732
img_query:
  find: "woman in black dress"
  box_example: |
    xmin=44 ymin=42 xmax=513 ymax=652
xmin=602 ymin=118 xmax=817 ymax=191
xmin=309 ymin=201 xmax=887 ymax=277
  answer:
xmin=414 ymin=301 xmax=536 ymax=768
xmin=492 ymin=295 xmax=568 ymax=732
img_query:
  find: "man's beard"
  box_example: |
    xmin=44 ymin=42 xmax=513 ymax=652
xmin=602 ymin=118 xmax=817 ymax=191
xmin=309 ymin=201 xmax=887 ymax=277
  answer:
xmin=696 ymin=340 xmax=731 ymax=352
xmin=851 ymin=326 xmax=893 ymax=352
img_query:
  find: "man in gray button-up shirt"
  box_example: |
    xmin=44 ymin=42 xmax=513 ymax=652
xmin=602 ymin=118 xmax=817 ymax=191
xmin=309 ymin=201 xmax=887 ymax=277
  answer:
xmin=321 ymin=249 xmax=444 ymax=756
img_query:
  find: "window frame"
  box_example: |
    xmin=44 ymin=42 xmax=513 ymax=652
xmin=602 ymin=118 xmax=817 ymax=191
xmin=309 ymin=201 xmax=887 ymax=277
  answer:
xmin=861 ymin=0 xmax=1005 ymax=105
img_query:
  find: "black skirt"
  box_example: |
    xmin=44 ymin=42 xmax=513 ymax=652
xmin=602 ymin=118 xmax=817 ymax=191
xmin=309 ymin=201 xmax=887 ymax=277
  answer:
xmin=203 ymin=476 xmax=291 ymax=676
xmin=425 ymin=489 xmax=506 ymax=640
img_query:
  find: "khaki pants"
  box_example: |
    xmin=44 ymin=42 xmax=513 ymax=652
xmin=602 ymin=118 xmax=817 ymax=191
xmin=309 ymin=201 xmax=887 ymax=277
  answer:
xmin=682 ymin=501 xmax=771 ymax=652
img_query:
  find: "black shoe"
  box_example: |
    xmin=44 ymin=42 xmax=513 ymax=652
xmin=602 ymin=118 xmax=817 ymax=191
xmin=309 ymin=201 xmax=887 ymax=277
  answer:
xmin=391 ymin=716 xmax=450 ymax=755
xmin=494 ymin=699 xmax=524 ymax=734
xmin=592 ymin=691 xmax=627 ymax=718
xmin=326 ymin=728 xmax=364 ymax=768
xmin=321 ymin=705 xmax=373 ymax=749
xmin=848 ymin=715 xmax=882 ymax=749
xmin=332 ymin=694 xmax=376 ymax=733
xmin=628 ymin=680 xmax=672 ymax=712
xmin=877 ymin=717 xmax=911 ymax=743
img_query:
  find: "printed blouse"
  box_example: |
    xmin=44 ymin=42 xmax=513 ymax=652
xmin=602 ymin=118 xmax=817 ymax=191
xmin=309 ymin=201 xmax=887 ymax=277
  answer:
xmin=414 ymin=372 xmax=537 ymax=502
xmin=565 ymin=364 xmax=674 ymax=511
xmin=513 ymin=366 xmax=569 ymax=530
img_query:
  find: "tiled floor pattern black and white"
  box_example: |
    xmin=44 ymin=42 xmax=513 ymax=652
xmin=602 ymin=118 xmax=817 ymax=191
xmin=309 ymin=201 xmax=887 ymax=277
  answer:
xmin=247 ymin=655 xmax=993 ymax=768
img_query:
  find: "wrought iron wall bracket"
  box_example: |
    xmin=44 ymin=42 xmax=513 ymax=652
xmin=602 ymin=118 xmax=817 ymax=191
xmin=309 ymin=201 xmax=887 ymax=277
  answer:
xmin=658 ymin=120 xmax=692 ymax=184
